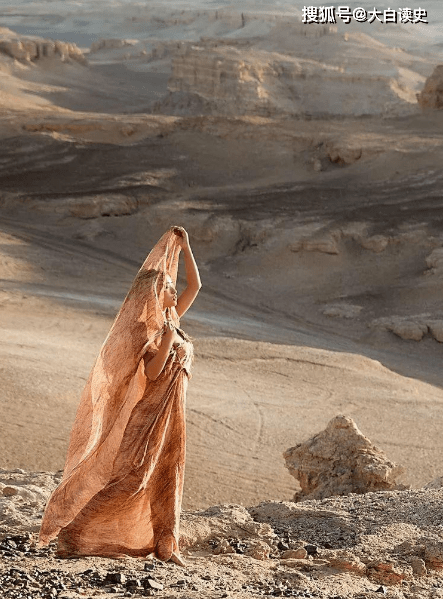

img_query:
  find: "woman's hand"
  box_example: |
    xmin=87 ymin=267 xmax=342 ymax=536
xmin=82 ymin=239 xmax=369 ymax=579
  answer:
xmin=173 ymin=226 xmax=189 ymax=250
xmin=163 ymin=322 xmax=175 ymax=342
xmin=145 ymin=323 xmax=180 ymax=381
xmin=163 ymin=321 xmax=181 ymax=345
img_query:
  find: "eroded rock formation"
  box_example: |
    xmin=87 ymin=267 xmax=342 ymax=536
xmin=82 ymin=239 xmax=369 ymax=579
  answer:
xmin=0 ymin=34 xmax=86 ymax=64
xmin=371 ymin=314 xmax=443 ymax=342
xmin=283 ymin=415 xmax=404 ymax=501
xmin=158 ymin=29 xmax=424 ymax=117
xmin=417 ymin=65 xmax=443 ymax=109
xmin=90 ymin=38 xmax=138 ymax=53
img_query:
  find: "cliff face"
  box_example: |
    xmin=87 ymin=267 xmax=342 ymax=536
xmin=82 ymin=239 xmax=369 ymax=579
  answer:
xmin=167 ymin=43 xmax=278 ymax=116
xmin=159 ymin=29 xmax=427 ymax=118
xmin=0 ymin=29 xmax=86 ymax=65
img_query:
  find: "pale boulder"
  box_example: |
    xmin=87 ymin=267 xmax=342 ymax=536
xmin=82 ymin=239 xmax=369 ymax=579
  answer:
xmin=389 ymin=320 xmax=428 ymax=342
xmin=245 ymin=540 xmax=271 ymax=560
xmin=370 ymin=316 xmax=429 ymax=341
xmin=289 ymin=236 xmax=340 ymax=255
xmin=326 ymin=142 xmax=362 ymax=165
xmin=427 ymin=321 xmax=443 ymax=343
xmin=360 ymin=235 xmax=389 ymax=253
xmin=179 ymin=504 xmax=276 ymax=551
xmin=283 ymin=415 xmax=404 ymax=501
xmin=425 ymin=248 xmax=443 ymax=273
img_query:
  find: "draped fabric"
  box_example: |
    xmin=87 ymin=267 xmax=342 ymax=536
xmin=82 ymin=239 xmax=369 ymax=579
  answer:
xmin=37 ymin=228 xmax=193 ymax=559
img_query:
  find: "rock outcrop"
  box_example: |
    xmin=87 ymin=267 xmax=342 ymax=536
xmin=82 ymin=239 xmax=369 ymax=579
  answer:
xmin=179 ymin=503 xmax=276 ymax=552
xmin=425 ymin=247 xmax=443 ymax=275
xmin=0 ymin=36 xmax=86 ymax=64
xmin=371 ymin=314 xmax=443 ymax=342
xmin=157 ymin=29 xmax=424 ymax=117
xmin=283 ymin=415 xmax=404 ymax=501
xmin=417 ymin=65 xmax=443 ymax=109
xmin=90 ymin=38 xmax=138 ymax=53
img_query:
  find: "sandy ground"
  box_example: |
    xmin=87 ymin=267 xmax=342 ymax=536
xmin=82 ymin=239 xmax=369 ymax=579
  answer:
xmin=3 ymin=107 xmax=443 ymax=511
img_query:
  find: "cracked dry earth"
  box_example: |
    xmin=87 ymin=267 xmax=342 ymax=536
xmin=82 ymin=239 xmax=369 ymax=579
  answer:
xmin=2 ymin=470 xmax=443 ymax=599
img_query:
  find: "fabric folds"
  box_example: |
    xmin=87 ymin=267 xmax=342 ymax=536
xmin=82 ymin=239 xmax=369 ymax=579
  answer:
xmin=38 ymin=228 xmax=191 ymax=559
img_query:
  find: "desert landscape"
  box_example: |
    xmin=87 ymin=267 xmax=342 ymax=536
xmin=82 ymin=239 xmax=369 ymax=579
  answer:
xmin=2 ymin=0 xmax=443 ymax=596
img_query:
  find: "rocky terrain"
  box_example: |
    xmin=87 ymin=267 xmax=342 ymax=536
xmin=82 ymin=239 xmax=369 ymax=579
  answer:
xmin=3 ymin=452 xmax=443 ymax=598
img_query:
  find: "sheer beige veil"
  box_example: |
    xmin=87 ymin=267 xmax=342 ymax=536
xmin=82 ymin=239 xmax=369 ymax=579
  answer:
xmin=38 ymin=227 xmax=182 ymax=546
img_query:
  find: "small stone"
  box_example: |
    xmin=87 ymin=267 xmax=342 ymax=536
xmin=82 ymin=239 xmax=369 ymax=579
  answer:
xmin=144 ymin=562 xmax=156 ymax=571
xmin=144 ymin=579 xmax=164 ymax=591
xmin=105 ymin=572 xmax=127 ymax=585
xmin=360 ymin=235 xmax=389 ymax=253
xmin=201 ymin=575 xmax=211 ymax=580
xmin=82 ymin=569 xmax=94 ymax=576
xmin=312 ymin=158 xmax=322 ymax=172
xmin=411 ymin=556 xmax=427 ymax=576
xmin=231 ymin=539 xmax=247 ymax=554
xmin=375 ymin=586 xmax=387 ymax=594
xmin=246 ymin=540 xmax=271 ymax=561
xmin=304 ymin=545 xmax=318 ymax=556
xmin=278 ymin=541 xmax=290 ymax=551
xmin=213 ymin=539 xmax=235 ymax=555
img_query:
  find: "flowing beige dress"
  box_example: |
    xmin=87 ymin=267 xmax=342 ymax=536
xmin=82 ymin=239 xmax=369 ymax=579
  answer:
xmin=37 ymin=229 xmax=193 ymax=560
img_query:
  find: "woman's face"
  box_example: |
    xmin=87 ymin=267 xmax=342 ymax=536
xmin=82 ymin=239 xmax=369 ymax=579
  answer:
xmin=163 ymin=277 xmax=177 ymax=309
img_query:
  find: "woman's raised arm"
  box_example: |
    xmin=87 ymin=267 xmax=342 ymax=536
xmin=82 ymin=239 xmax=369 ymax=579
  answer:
xmin=174 ymin=227 xmax=201 ymax=318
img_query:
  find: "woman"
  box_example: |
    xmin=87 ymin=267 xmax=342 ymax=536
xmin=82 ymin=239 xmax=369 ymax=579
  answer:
xmin=37 ymin=226 xmax=201 ymax=566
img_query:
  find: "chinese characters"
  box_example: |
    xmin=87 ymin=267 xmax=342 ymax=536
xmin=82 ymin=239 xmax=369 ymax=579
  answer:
xmin=302 ymin=7 xmax=428 ymax=24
